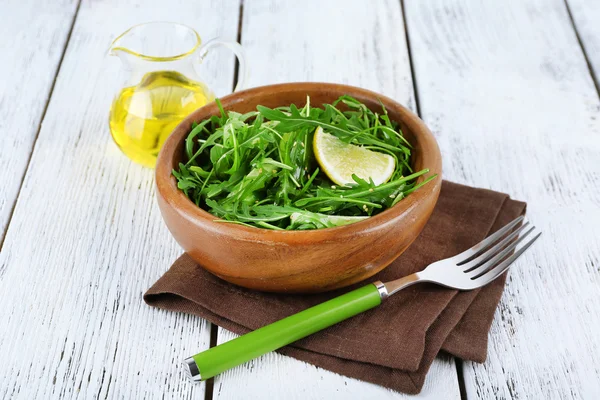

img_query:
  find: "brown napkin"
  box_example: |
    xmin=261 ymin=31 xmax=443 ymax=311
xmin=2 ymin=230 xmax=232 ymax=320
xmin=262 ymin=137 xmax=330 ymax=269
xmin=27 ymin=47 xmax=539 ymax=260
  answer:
xmin=144 ymin=181 xmax=526 ymax=394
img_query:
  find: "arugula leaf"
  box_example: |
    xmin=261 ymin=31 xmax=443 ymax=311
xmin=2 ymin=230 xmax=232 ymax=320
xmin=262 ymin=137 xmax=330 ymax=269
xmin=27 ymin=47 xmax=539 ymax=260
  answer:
xmin=172 ymin=95 xmax=435 ymax=229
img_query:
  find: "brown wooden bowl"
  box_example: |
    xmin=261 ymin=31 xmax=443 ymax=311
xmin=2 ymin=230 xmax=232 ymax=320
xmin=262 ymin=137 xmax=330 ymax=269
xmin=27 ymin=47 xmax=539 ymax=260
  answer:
xmin=156 ymin=83 xmax=442 ymax=293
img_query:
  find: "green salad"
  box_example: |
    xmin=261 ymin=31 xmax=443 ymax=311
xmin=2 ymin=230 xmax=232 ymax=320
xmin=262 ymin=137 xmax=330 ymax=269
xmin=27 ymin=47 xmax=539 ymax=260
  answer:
xmin=172 ymin=95 xmax=435 ymax=230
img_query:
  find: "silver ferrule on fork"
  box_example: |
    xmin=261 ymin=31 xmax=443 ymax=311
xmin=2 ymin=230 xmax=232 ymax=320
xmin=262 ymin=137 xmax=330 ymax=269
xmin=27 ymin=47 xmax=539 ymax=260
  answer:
xmin=373 ymin=281 xmax=388 ymax=301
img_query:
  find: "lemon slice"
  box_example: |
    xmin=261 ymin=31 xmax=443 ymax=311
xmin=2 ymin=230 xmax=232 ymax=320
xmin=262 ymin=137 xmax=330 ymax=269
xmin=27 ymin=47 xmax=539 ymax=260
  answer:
xmin=313 ymin=126 xmax=395 ymax=186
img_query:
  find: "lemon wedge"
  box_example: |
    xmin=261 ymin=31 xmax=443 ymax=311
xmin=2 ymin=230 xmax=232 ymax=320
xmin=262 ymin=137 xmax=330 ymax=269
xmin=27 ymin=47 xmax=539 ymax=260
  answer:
xmin=313 ymin=126 xmax=395 ymax=186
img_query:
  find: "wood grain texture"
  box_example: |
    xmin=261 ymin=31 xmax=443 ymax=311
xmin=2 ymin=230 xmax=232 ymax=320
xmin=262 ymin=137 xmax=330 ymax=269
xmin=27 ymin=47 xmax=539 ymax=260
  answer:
xmin=0 ymin=0 xmax=239 ymax=398
xmin=566 ymin=0 xmax=600 ymax=89
xmin=404 ymin=0 xmax=600 ymax=398
xmin=0 ymin=0 xmax=78 ymax=243
xmin=213 ymin=0 xmax=460 ymax=398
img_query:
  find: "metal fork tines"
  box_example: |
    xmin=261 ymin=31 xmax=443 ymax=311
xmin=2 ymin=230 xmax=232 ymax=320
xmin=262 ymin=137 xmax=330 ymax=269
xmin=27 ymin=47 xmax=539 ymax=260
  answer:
xmin=384 ymin=216 xmax=541 ymax=294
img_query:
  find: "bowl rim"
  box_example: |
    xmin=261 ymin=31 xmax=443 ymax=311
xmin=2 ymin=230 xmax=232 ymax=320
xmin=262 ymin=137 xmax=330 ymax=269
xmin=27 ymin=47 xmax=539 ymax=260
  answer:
xmin=155 ymin=82 xmax=442 ymax=242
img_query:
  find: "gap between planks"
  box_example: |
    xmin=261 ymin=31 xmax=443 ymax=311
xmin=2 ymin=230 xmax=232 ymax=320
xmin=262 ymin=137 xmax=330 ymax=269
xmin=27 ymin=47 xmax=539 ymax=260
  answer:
xmin=231 ymin=0 xmax=245 ymax=93
xmin=563 ymin=0 xmax=600 ymax=97
xmin=205 ymin=324 xmax=219 ymax=400
xmin=0 ymin=0 xmax=82 ymax=252
xmin=401 ymin=0 xmax=465 ymax=397
xmin=400 ymin=0 xmax=422 ymax=117
xmin=454 ymin=359 xmax=467 ymax=400
xmin=205 ymin=2 xmax=245 ymax=400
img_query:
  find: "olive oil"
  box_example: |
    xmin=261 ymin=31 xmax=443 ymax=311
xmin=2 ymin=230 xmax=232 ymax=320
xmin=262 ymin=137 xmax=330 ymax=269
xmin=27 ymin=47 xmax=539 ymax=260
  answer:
xmin=109 ymin=70 xmax=214 ymax=167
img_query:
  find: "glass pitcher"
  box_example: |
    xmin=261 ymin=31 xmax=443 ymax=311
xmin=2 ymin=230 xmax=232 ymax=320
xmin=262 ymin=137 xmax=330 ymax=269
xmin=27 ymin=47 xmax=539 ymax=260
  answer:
xmin=108 ymin=22 xmax=246 ymax=167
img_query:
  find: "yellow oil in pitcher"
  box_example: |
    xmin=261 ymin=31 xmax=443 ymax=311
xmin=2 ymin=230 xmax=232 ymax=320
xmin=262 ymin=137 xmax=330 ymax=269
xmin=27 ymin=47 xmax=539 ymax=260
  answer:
xmin=109 ymin=70 xmax=214 ymax=167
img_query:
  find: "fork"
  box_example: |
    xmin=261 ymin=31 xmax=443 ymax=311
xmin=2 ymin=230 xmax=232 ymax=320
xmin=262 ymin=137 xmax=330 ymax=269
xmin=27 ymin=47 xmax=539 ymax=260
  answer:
xmin=184 ymin=216 xmax=541 ymax=381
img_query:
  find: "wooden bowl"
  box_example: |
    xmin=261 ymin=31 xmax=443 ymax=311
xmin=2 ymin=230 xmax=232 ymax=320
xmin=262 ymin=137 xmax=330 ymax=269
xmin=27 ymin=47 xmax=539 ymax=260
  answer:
xmin=156 ymin=83 xmax=442 ymax=293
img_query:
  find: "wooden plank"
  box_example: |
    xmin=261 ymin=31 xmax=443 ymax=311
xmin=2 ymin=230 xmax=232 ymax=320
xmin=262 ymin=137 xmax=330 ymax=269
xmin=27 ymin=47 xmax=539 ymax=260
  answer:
xmin=238 ymin=0 xmax=416 ymax=107
xmin=0 ymin=0 xmax=78 ymax=243
xmin=566 ymin=0 xmax=600 ymax=90
xmin=404 ymin=0 xmax=600 ymax=398
xmin=0 ymin=0 xmax=240 ymax=398
xmin=213 ymin=0 xmax=461 ymax=398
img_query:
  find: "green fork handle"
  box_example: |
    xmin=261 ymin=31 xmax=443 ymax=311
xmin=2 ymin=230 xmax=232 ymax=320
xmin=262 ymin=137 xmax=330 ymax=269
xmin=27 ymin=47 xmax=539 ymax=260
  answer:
xmin=184 ymin=282 xmax=386 ymax=381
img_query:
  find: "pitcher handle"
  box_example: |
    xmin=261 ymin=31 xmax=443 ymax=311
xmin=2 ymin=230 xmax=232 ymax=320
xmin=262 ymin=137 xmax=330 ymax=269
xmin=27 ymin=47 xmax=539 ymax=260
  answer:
xmin=197 ymin=38 xmax=247 ymax=93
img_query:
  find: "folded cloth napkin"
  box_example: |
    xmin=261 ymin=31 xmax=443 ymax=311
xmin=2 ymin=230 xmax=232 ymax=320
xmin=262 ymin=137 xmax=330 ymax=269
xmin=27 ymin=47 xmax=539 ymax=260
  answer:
xmin=144 ymin=181 xmax=526 ymax=394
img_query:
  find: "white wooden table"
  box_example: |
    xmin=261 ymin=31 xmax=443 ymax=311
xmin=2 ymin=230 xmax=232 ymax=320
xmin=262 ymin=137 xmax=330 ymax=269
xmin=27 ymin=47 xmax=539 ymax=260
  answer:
xmin=1 ymin=0 xmax=599 ymax=398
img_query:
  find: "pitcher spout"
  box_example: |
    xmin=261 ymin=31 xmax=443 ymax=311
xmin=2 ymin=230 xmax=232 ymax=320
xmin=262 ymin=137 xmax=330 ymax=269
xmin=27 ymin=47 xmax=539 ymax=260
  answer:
xmin=108 ymin=24 xmax=148 ymax=65
xmin=108 ymin=31 xmax=135 ymax=68
xmin=108 ymin=21 xmax=202 ymax=65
